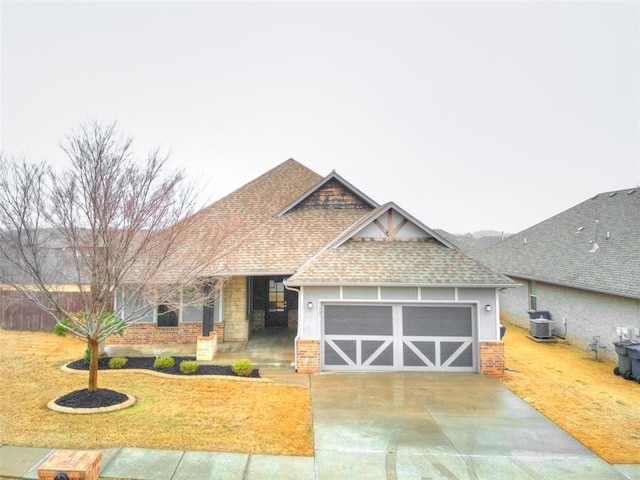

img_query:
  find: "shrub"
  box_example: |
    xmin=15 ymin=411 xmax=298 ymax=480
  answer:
xmin=179 ymin=360 xmax=199 ymax=374
xmin=232 ymin=358 xmax=253 ymax=376
xmin=109 ymin=357 xmax=128 ymax=369
xmin=153 ymin=355 xmax=175 ymax=369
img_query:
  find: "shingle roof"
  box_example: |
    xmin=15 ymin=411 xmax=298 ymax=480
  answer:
xmin=476 ymin=188 xmax=640 ymax=299
xmin=286 ymin=239 xmax=514 ymax=287
xmin=164 ymin=158 xmax=515 ymax=288
xmin=285 ymin=203 xmax=514 ymax=287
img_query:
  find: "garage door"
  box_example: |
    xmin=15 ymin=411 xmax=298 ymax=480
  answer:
xmin=322 ymin=304 xmax=476 ymax=372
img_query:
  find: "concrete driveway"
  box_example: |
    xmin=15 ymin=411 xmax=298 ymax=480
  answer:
xmin=310 ymin=372 xmax=627 ymax=480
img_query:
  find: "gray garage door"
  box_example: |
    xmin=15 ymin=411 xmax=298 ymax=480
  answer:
xmin=322 ymin=304 xmax=476 ymax=372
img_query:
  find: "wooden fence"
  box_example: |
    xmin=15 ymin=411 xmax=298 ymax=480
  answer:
xmin=0 ymin=290 xmax=95 ymax=331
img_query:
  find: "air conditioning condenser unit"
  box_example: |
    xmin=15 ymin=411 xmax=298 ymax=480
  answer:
xmin=530 ymin=319 xmax=554 ymax=339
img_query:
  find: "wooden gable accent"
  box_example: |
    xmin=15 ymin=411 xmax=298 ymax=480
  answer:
xmin=373 ymin=210 xmax=410 ymax=239
xmin=295 ymin=178 xmax=373 ymax=210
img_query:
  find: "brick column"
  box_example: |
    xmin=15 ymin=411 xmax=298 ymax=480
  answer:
xmin=296 ymin=339 xmax=320 ymax=373
xmin=480 ymin=341 xmax=505 ymax=377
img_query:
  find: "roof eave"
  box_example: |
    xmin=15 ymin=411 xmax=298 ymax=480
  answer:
xmin=284 ymin=280 xmax=519 ymax=289
xmin=501 ymin=272 xmax=640 ymax=300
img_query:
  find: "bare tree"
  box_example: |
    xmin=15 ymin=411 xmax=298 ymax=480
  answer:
xmin=0 ymin=122 xmax=233 ymax=392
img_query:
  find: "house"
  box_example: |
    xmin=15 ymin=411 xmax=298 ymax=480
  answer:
xmin=475 ymin=188 xmax=640 ymax=362
xmin=109 ymin=159 xmax=515 ymax=375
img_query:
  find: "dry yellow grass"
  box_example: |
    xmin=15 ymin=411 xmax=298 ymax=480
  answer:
xmin=498 ymin=320 xmax=640 ymax=464
xmin=0 ymin=329 xmax=313 ymax=456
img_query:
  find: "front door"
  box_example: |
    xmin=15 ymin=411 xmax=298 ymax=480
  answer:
xmin=266 ymin=278 xmax=288 ymax=328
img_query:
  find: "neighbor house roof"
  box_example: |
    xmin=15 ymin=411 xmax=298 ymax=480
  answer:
xmin=476 ymin=188 xmax=640 ymax=299
xmin=167 ymin=158 xmax=514 ymax=288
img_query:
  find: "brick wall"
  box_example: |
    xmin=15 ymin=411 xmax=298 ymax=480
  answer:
xmin=296 ymin=339 xmax=320 ymax=373
xmin=223 ymin=276 xmax=249 ymax=342
xmin=108 ymin=322 xmax=201 ymax=345
xmin=480 ymin=341 xmax=505 ymax=377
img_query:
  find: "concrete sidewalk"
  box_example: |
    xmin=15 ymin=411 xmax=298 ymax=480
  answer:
xmin=0 ymin=445 xmax=315 ymax=480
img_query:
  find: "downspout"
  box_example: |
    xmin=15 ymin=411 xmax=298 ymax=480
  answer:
xmin=285 ymin=283 xmax=302 ymax=371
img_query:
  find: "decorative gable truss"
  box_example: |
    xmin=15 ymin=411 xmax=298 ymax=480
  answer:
xmin=337 ymin=203 xmax=458 ymax=247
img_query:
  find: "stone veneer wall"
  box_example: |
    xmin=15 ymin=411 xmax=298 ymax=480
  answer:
xmin=296 ymin=339 xmax=320 ymax=373
xmin=223 ymin=276 xmax=249 ymax=342
xmin=479 ymin=341 xmax=505 ymax=377
xmin=107 ymin=322 xmax=201 ymax=345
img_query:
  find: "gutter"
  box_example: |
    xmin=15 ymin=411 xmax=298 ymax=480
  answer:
xmin=284 ymin=282 xmax=301 ymax=372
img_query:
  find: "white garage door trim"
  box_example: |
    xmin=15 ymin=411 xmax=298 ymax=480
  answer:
xmin=321 ymin=303 xmax=477 ymax=372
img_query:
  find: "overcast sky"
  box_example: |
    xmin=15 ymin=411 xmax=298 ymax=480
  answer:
xmin=1 ymin=1 xmax=638 ymax=234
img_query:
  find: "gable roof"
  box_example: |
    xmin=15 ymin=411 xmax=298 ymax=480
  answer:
xmin=166 ymin=158 xmax=514 ymax=288
xmin=276 ymin=170 xmax=378 ymax=216
xmin=476 ymin=188 xmax=640 ymax=299
xmin=286 ymin=203 xmax=514 ymax=287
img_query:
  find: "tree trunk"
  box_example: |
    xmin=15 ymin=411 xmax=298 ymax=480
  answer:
xmin=88 ymin=336 xmax=100 ymax=392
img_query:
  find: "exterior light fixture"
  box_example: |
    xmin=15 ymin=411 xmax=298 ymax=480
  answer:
xmin=485 ymin=305 xmax=492 ymax=312
xmin=307 ymin=301 xmax=313 ymax=309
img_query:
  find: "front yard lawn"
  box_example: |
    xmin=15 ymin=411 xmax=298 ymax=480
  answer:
xmin=0 ymin=329 xmax=313 ymax=456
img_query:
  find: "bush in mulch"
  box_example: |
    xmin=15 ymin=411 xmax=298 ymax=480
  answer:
xmin=66 ymin=356 xmax=260 ymax=378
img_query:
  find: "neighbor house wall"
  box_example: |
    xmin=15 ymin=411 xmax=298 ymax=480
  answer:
xmin=499 ymin=277 xmax=640 ymax=362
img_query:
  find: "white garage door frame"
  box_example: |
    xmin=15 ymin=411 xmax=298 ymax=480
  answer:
xmin=321 ymin=301 xmax=478 ymax=372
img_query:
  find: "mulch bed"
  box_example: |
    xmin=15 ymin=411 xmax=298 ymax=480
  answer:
xmin=55 ymin=388 xmax=128 ymax=408
xmin=66 ymin=356 xmax=260 ymax=378
xmin=58 ymin=357 xmax=260 ymax=410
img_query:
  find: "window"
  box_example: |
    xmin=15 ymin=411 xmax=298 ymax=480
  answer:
xmin=268 ymin=279 xmax=285 ymax=312
xmin=157 ymin=304 xmax=179 ymax=327
xmin=528 ymin=281 xmax=537 ymax=311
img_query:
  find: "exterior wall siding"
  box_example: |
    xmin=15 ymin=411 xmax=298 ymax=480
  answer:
xmin=499 ymin=277 xmax=640 ymax=362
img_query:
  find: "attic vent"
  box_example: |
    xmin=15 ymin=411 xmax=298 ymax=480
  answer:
xmin=609 ymin=192 xmax=617 ymax=198
xmin=576 ymin=226 xmax=584 ymax=233
xmin=628 ymin=189 xmax=637 ymax=195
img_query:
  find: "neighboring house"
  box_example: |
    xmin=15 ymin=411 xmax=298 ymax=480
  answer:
xmin=476 ymin=188 xmax=640 ymax=362
xmin=110 ymin=159 xmax=516 ymax=375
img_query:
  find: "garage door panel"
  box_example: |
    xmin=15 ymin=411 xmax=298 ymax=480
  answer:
xmin=324 ymin=340 xmax=354 ymax=366
xmin=441 ymin=341 xmax=473 ymax=368
xmin=324 ymin=305 xmax=393 ymax=335
xmin=364 ymin=341 xmax=394 ymax=366
xmin=403 ymin=341 xmax=436 ymax=367
xmin=402 ymin=306 xmax=472 ymax=336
